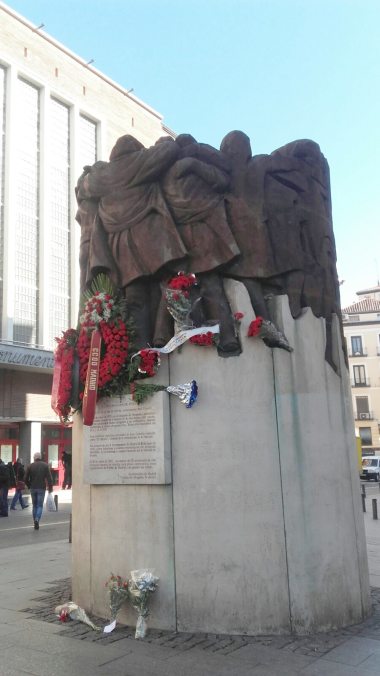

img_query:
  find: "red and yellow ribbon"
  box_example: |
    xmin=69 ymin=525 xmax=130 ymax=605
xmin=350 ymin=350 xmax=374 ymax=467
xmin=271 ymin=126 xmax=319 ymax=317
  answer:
xmin=82 ymin=330 xmax=102 ymax=426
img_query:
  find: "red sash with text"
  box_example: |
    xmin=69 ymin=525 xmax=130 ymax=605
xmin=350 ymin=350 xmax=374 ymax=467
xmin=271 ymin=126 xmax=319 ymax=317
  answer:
xmin=82 ymin=330 xmax=102 ymax=426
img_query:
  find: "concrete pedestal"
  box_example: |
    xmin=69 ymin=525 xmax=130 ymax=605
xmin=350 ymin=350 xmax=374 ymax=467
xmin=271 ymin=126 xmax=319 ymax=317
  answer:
xmin=72 ymin=283 xmax=370 ymax=634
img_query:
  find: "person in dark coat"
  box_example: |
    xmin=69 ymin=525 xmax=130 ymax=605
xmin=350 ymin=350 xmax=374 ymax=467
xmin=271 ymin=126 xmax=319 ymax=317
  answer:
xmin=25 ymin=452 xmax=53 ymax=530
xmin=0 ymin=459 xmax=11 ymax=516
xmin=61 ymin=451 xmax=72 ymax=490
xmin=10 ymin=458 xmax=27 ymax=510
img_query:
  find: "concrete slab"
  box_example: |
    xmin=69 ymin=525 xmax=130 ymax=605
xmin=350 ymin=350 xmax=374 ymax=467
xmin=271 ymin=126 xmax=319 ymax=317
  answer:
xmin=302 ymin=659 xmax=380 ymax=675
xmin=231 ymin=641 xmax=317 ymax=669
xmin=318 ymin=636 xmax=380 ymax=666
xmin=244 ymin=663 xmax=314 ymax=676
xmin=98 ymin=645 xmax=261 ymax=676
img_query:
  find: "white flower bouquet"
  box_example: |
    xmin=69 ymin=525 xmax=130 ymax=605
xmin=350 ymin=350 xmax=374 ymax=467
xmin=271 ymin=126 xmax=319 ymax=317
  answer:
xmin=128 ymin=569 xmax=159 ymax=639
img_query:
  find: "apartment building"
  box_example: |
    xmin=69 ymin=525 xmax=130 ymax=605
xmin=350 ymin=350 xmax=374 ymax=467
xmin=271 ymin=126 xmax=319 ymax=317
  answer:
xmin=343 ymin=285 xmax=380 ymax=456
xmin=0 ymin=2 xmax=172 ymax=483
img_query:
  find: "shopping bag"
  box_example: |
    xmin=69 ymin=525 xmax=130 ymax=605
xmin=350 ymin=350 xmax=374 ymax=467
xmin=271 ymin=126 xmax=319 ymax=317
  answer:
xmin=46 ymin=493 xmax=56 ymax=511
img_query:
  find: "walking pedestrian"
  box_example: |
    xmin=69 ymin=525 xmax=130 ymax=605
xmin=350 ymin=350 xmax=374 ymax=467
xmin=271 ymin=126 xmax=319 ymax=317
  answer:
xmin=24 ymin=452 xmax=53 ymax=530
xmin=0 ymin=459 xmax=10 ymax=516
xmin=62 ymin=450 xmax=72 ymax=489
xmin=10 ymin=458 xmax=27 ymax=510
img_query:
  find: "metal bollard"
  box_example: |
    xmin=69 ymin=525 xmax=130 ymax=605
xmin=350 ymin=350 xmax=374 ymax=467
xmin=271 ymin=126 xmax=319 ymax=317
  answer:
xmin=361 ymin=484 xmax=366 ymax=497
xmin=54 ymin=494 xmax=58 ymax=511
xmin=362 ymin=494 xmax=366 ymax=512
xmin=69 ymin=513 xmax=72 ymax=543
xmin=372 ymin=498 xmax=378 ymax=520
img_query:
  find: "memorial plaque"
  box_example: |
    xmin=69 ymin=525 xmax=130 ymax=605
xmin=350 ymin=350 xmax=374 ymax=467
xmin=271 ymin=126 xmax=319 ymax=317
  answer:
xmin=83 ymin=392 xmax=171 ymax=484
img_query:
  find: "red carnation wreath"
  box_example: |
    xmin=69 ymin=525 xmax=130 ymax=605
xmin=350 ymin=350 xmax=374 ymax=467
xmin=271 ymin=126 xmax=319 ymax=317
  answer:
xmin=77 ymin=319 xmax=128 ymax=400
xmin=52 ymin=329 xmax=78 ymax=423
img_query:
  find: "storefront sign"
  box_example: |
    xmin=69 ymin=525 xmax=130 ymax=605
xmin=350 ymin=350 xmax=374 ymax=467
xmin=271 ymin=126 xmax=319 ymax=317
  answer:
xmin=0 ymin=342 xmax=54 ymax=370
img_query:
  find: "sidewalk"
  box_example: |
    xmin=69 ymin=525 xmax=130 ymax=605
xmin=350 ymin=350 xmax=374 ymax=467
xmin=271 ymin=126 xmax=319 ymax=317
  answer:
xmin=7 ymin=487 xmax=73 ymax=507
xmin=0 ymin=495 xmax=379 ymax=675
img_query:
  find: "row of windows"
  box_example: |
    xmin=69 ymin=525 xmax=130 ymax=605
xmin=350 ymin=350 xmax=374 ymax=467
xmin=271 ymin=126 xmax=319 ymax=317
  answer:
xmin=14 ymin=78 xmax=39 ymax=341
xmin=0 ymin=65 xmax=98 ymax=347
xmin=48 ymin=96 xmax=70 ymax=346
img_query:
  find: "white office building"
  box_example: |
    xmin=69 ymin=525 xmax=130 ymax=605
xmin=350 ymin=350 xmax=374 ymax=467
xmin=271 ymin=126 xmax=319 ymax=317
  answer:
xmin=0 ymin=2 xmax=171 ymax=483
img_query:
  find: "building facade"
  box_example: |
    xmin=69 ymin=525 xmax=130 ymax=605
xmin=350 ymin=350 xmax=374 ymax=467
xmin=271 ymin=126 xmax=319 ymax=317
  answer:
xmin=0 ymin=2 xmax=171 ymax=481
xmin=342 ymin=286 xmax=380 ymax=456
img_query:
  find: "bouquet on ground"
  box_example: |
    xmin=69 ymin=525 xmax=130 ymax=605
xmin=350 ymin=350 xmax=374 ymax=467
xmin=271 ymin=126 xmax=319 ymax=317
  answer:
xmin=128 ymin=569 xmax=159 ymax=639
xmin=54 ymin=602 xmax=100 ymax=631
xmin=105 ymin=573 xmax=129 ymax=623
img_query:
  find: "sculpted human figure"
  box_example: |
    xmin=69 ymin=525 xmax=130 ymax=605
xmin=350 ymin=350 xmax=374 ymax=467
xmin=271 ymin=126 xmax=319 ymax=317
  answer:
xmin=268 ymin=139 xmax=339 ymax=318
xmin=75 ymin=130 xmax=341 ymax=366
xmin=154 ymin=134 xmax=241 ymax=354
xmin=75 ymin=164 xmax=117 ymax=294
xmin=220 ymin=131 xmax=341 ymax=367
xmin=219 ymin=131 xmax=293 ymax=350
xmin=76 ymin=135 xmax=188 ymax=347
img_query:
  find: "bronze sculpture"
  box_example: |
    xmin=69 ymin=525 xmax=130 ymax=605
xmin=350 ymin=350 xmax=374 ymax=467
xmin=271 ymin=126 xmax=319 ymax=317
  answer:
xmin=76 ymin=131 xmax=342 ymax=369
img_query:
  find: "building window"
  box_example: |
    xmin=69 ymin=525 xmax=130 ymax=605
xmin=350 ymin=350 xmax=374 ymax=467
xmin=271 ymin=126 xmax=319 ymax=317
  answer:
xmin=348 ymin=315 xmax=360 ymax=322
xmin=79 ymin=115 xmax=97 ymax=169
xmin=13 ymin=78 xmax=40 ymax=345
xmin=356 ymin=396 xmax=370 ymax=420
xmin=0 ymin=66 xmax=5 ymax=336
xmin=351 ymin=336 xmax=363 ymax=355
xmin=359 ymin=427 xmax=373 ymax=446
xmin=353 ymin=365 xmax=366 ymax=386
xmin=47 ymin=98 xmax=70 ymax=347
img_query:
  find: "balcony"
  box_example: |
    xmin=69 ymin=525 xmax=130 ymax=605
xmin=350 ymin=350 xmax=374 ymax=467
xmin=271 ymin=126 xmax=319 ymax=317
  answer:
xmin=351 ymin=378 xmax=371 ymax=387
xmin=348 ymin=350 xmax=368 ymax=357
xmin=355 ymin=411 xmax=374 ymax=421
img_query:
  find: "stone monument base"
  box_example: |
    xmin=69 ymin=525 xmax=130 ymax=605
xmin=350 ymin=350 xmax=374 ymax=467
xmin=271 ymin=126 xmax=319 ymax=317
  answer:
xmin=72 ymin=283 xmax=370 ymax=635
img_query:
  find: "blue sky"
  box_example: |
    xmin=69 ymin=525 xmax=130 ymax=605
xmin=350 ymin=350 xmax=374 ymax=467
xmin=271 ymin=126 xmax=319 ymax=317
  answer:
xmin=6 ymin=0 xmax=380 ymax=307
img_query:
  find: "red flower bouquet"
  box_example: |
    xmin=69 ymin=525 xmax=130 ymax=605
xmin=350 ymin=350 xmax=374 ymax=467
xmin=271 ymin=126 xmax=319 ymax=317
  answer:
xmin=247 ymin=316 xmax=263 ymax=337
xmin=165 ymin=273 xmax=198 ymax=328
xmin=247 ymin=316 xmax=293 ymax=352
xmin=138 ymin=349 xmax=161 ymax=377
xmin=189 ymin=331 xmax=215 ymax=347
xmin=167 ymin=272 xmax=197 ymax=293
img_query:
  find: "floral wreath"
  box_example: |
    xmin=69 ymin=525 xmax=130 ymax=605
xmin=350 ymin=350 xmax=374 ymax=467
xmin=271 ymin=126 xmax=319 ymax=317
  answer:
xmin=77 ymin=319 xmax=129 ymax=400
xmin=51 ymin=274 xmax=199 ymax=425
xmin=52 ymin=328 xmax=78 ymax=424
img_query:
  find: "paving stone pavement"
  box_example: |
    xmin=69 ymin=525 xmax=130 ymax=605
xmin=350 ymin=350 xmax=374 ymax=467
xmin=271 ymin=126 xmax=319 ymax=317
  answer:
xmin=1 ymin=490 xmax=380 ymax=675
xmin=23 ymin=579 xmax=380 ymax=659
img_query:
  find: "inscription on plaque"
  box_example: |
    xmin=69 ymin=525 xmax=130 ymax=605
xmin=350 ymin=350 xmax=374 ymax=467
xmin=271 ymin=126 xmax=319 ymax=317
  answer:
xmin=83 ymin=392 xmax=171 ymax=484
